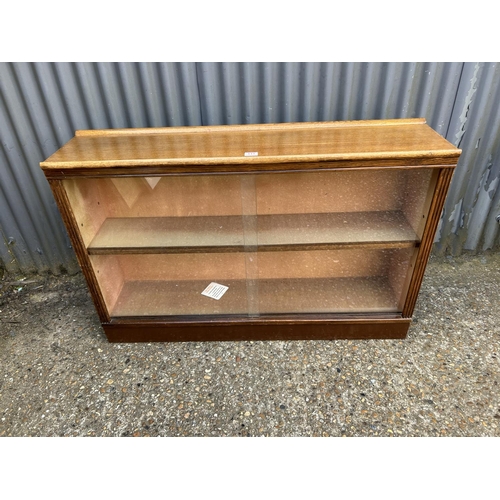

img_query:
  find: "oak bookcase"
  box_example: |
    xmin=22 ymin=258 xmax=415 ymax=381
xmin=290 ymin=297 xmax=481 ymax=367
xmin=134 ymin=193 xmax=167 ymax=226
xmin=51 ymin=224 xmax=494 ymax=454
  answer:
xmin=40 ymin=119 xmax=461 ymax=342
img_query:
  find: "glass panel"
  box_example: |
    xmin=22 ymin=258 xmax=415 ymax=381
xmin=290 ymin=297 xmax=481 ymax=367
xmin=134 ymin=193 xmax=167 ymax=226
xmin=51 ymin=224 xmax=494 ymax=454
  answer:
xmin=63 ymin=175 xmax=245 ymax=248
xmin=64 ymin=168 xmax=436 ymax=318
xmin=90 ymin=253 xmax=248 ymax=317
xmin=90 ymin=247 xmax=414 ymax=317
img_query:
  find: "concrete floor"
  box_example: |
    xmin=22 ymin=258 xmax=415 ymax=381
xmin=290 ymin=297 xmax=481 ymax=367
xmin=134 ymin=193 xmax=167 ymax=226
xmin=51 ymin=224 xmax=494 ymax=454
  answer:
xmin=1 ymin=253 xmax=499 ymax=437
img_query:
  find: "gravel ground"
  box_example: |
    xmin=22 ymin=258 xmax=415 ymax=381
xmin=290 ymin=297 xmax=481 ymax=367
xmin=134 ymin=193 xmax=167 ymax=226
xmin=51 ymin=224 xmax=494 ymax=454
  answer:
xmin=1 ymin=253 xmax=499 ymax=437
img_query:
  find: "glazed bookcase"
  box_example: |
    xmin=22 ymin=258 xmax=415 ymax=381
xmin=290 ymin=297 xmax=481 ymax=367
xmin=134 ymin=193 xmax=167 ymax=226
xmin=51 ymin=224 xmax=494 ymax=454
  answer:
xmin=40 ymin=119 xmax=461 ymax=342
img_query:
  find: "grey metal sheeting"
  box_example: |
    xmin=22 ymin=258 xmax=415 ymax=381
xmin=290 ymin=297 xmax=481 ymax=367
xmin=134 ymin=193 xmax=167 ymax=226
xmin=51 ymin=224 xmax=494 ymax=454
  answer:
xmin=0 ymin=62 xmax=498 ymax=273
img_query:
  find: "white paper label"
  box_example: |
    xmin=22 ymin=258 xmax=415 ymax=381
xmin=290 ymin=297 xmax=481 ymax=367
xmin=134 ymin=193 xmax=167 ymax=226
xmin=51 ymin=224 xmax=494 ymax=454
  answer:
xmin=244 ymin=151 xmax=259 ymax=157
xmin=201 ymin=282 xmax=229 ymax=300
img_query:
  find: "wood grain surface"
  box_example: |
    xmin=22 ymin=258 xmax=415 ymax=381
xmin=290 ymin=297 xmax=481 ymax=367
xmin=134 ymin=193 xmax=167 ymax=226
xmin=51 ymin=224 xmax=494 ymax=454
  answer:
xmin=41 ymin=119 xmax=461 ymax=173
xmin=88 ymin=211 xmax=418 ymax=254
xmin=103 ymin=316 xmax=411 ymax=342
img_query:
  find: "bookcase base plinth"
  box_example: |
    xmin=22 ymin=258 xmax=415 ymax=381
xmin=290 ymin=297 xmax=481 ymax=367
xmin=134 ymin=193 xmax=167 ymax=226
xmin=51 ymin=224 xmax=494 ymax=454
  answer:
xmin=103 ymin=317 xmax=411 ymax=343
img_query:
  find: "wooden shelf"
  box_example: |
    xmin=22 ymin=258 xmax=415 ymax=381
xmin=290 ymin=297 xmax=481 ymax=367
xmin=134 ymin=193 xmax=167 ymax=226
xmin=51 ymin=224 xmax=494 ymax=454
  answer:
xmin=88 ymin=211 xmax=418 ymax=254
xmin=111 ymin=276 xmax=399 ymax=317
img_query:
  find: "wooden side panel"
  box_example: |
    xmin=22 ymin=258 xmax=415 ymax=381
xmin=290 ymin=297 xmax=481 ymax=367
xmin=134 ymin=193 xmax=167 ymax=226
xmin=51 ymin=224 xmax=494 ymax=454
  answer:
xmin=49 ymin=180 xmax=110 ymax=322
xmin=90 ymin=255 xmax=125 ymax=314
xmin=63 ymin=178 xmax=110 ymax=246
xmin=392 ymin=169 xmax=440 ymax=311
xmin=401 ymin=169 xmax=439 ymax=238
xmin=402 ymin=168 xmax=455 ymax=317
xmin=388 ymin=246 xmax=418 ymax=311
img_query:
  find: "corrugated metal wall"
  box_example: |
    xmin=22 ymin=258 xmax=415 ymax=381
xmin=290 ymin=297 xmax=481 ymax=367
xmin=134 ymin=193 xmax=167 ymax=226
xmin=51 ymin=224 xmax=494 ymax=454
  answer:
xmin=434 ymin=62 xmax=500 ymax=254
xmin=0 ymin=62 xmax=499 ymax=274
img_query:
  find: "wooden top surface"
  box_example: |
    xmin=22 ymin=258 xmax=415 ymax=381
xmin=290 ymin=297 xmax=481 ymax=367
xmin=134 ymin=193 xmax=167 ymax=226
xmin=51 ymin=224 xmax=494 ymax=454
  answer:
xmin=41 ymin=119 xmax=461 ymax=171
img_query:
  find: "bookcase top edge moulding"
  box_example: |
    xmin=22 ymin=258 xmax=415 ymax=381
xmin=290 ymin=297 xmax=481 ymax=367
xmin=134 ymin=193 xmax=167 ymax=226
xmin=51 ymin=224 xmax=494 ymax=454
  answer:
xmin=41 ymin=118 xmax=461 ymax=343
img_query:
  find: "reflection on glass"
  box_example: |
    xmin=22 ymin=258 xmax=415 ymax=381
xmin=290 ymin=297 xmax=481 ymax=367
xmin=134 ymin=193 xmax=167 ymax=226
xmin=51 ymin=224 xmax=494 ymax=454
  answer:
xmin=64 ymin=168 xmax=435 ymax=317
